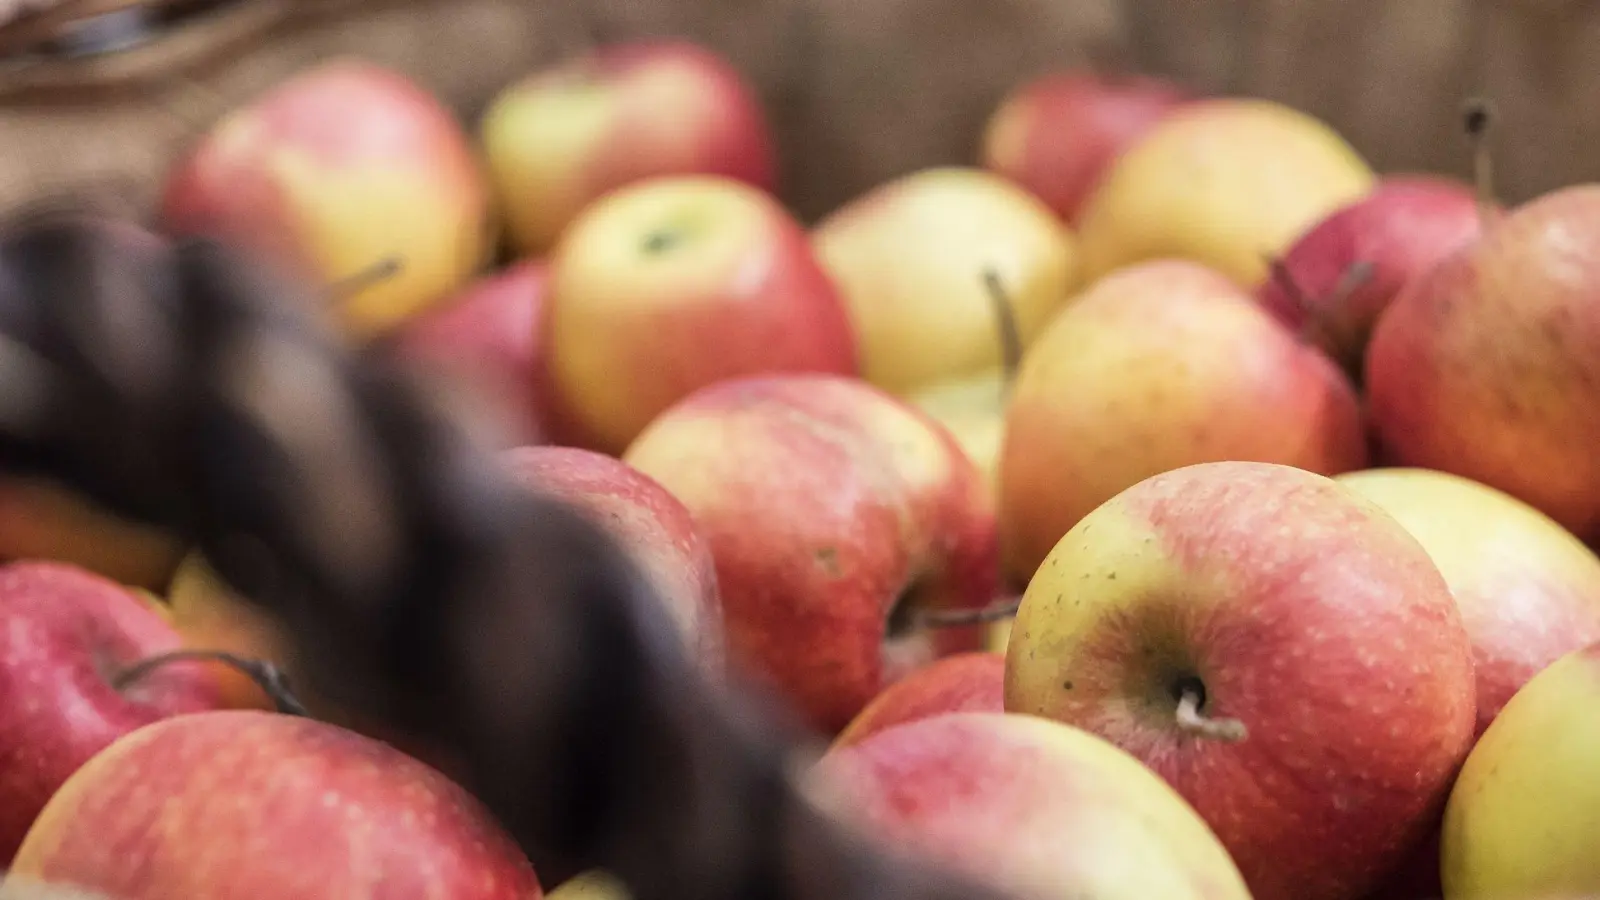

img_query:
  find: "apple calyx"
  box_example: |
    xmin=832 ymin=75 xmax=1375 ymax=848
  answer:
xmin=642 ymin=228 xmax=687 ymax=255
xmin=1462 ymin=96 xmax=1497 ymax=227
xmin=113 ymin=649 xmax=308 ymax=716
xmin=1172 ymin=676 xmax=1247 ymax=742
xmin=325 ymin=255 xmax=406 ymax=303
xmin=982 ymin=267 xmax=1024 ymax=395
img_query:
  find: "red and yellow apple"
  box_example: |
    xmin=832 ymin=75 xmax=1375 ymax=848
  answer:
xmin=832 ymin=651 xmax=1004 ymax=750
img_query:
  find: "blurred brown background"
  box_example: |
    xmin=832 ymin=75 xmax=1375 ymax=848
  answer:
xmin=2 ymin=0 xmax=1598 ymax=220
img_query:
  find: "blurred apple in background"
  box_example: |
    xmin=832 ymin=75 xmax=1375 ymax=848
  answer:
xmin=544 ymin=871 xmax=628 ymax=900
xmin=1366 ymin=183 xmax=1600 ymax=546
xmin=160 ymin=58 xmax=494 ymax=339
xmin=501 ymin=445 xmax=723 ymax=675
xmin=622 ymin=374 xmax=997 ymax=735
xmin=906 ymin=369 xmax=1007 ymax=500
xmin=831 ymin=651 xmax=1004 ymax=750
xmin=811 ymin=167 xmax=1079 ymax=398
xmin=540 ymin=175 xmax=857 ymax=455
xmin=1004 ymin=461 xmax=1477 ymax=900
xmin=806 ymin=712 xmax=1252 ymax=900
xmin=980 ymin=69 xmax=1192 ymax=226
xmin=997 ymin=259 xmax=1367 ymax=582
xmin=1440 ymin=641 xmax=1600 ymax=900
xmin=0 ymin=561 xmax=222 ymax=864
xmin=1075 ymin=97 xmax=1375 ymax=286
xmin=0 ymin=478 xmax=184 ymax=592
xmin=4 ymin=710 xmax=544 ymax=900
xmin=481 ymin=38 xmax=777 ymax=258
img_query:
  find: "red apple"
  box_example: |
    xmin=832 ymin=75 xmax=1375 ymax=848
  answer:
xmin=161 ymin=57 xmax=494 ymax=339
xmin=388 ymin=259 xmax=551 ymax=449
xmin=832 ymin=651 xmax=1004 ymax=749
xmin=980 ymin=69 xmax=1192 ymax=226
xmin=481 ymin=38 xmax=777 ymax=257
xmin=541 ymin=175 xmax=858 ymax=455
xmin=621 ymin=374 xmax=998 ymax=735
xmin=499 ymin=445 xmax=723 ymax=675
xmin=0 ymin=560 xmax=223 ymax=864
xmin=1365 ymin=183 xmax=1600 ymax=544
xmin=1004 ymin=461 xmax=1477 ymax=900
xmin=1256 ymin=175 xmax=1486 ymax=378
xmin=5 ymin=709 xmax=542 ymax=899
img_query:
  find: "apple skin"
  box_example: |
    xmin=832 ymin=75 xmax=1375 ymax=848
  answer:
xmin=0 ymin=478 xmax=186 ymax=592
xmin=160 ymin=57 xmax=493 ymax=339
xmin=0 ymin=560 xmax=223 ymax=865
xmin=806 ymin=711 xmax=1253 ymax=900
xmin=541 ymin=175 xmax=858 ymax=455
xmin=499 ymin=445 xmax=724 ymax=675
xmin=906 ymin=367 xmax=1007 ymax=500
xmin=3 ymin=709 xmax=543 ymax=900
xmin=810 ymin=167 xmax=1080 ymax=397
xmin=1075 ymin=97 xmax=1376 ymax=287
xmin=164 ymin=551 xmax=292 ymax=712
xmin=1365 ymin=184 xmax=1600 ymax=545
xmin=997 ymin=258 xmax=1368 ymax=582
xmin=621 ymin=373 xmax=998 ymax=735
xmin=1255 ymin=175 xmax=1486 ymax=379
xmin=387 ymin=259 xmax=551 ymax=449
xmin=980 ymin=70 xmax=1193 ymax=226
xmin=832 ymin=651 xmax=1004 ymax=750
xmin=482 ymin=38 xmax=777 ymax=258
xmin=1004 ymin=461 xmax=1477 ymax=900
xmin=1440 ymin=641 xmax=1600 ymax=899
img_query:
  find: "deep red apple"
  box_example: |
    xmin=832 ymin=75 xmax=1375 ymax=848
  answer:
xmin=832 ymin=651 xmax=1004 ymax=749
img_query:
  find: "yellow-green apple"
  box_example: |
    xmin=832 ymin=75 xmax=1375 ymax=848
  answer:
xmin=810 ymin=167 xmax=1080 ymax=397
xmin=1075 ymin=97 xmax=1375 ymax=287
xmin=1365 ymin=184 xmax=1600 ymax=544
xmin=3 ymin=709 xmax=544 ymax=899
xmin=1256 ymin=175 xmax=1486 ymax=380
xmin=0 ymin=477 xmax=185 ymax=591
xmin=1440 ymin=641 xmax=1600 ymax=899
xmin=499 ymin=445 xmax=723 ymax=675
xmin=481 ymin=38 xmax=777 ymax=258
xmin=805 ymin=711 xmax=1252 ymax=900
xmin=997 ymin=258 xmax=1367 ymax=581
xmin=1337 ymin=466 xmax=1600 ymax=736
xmin=0 ymin=560 xmax=223 ymax=864
xmin=160 ymin=57 xmax=494 ymax=339
xmin=540 ymin=175 xmax=858 ymax=454
xmin=621 ymin=373 xmax=998 ymax=735
xmin=1003 ymin=461 xmax=1477 ymax=900
xmin=387 ymin=259 xmax=551 ymax=449
xmin=545 ymin=871 xmax=628 ymax=900
xmin=906 ymin=368 xmax=1007 ymax=499
xmin=980 ymin=69 xmax=1193 ymax=226
xmin=832 ymin=651 xmax=1004 ymax=750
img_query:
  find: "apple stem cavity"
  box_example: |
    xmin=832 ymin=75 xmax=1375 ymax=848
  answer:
xmin=113 ymin=649 xmax=309 ymax=717
xmin=642 ymin=229 xmax=684 ymax=255
xmin=1172 ymin=677 xmax=1247 ymax=742
xmin=914 ymin=596 xmax=1022 ymax=629
xmin=1462 ymin=97 xmax=1498 ymax=226
xmin=982 ymin=267 xmax=1024 ymax=394
xmin=326 ymin=255 xmax=405 ymax=302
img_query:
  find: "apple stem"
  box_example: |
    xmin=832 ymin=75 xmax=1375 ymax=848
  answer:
xmin=326 ymin=255 xmax=405 ymax=302
xmin=1462 ymin=97 xmax=1497 ymax=227
xmin=914 ymin=596 xmax=1021 ymax=629
xmin=982 ymin=267 xmax=1024 ymax=394
xmin=1265 ymin=257 xmax=1312 ymax=318
xmin=1300 ymin=259 xmax=1376 ymax=346
xmin=1174 ymin=684 xmax=1247 ymax=742
xmin=113 ymin=649 xmax=309 ymax=717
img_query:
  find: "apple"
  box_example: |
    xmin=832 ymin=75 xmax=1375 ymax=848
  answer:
xmin=1337 ymin=466 xmax=1600 ymax=736
xmin=163 ymin=551 xmax=292 ymax=712
xmin=539 ymin=175 xmax=858 ymax=455
xmin=621 ymin=373 xmax=998 ymax=735
xmin=996 ymin=258 xmax=1367 ymax=582
xmin=810 ymin=167 xmax=1079 ymax=397
xmin=544 ymin=870 xmax=629 ymax=900
xmin=1003 ymin=461 xmax=1477 ymax=900
xmin=832 ymin=651 xmax=1004 ymax=749
xmin=3 ymin=709 xmax=543 ymax=899
xmin=906 ymin=368 xmax=1006 ymax=496
xmin=1440 ymin=641 xmax=1600 ymax=899
xmin=0 ymin=560 xmax=223 ymax=864
xmin=1255 ymin=175 xmax=1486 ymax=380
xmin=1365 ymin=183 xmax=1600 ymax=545
xmin=481 ymin=38 xmax=777 ymax=258
xmin=0 ymin=477 xmax=186 ymax=592
xmin=805 ymin=712 xmax=1252 ymax=900
xmin=160 ymin=57 xmax=494 ymax=339
xmin=387 ymin=259 xmax=551 ymax=449
xmin=1074 ymin=97 xmax=1376 ymax=287
xmin=499 ymin=445 xmax=723 ymax=675
xmin=980 ymin=69 xmax=1193 ymax=226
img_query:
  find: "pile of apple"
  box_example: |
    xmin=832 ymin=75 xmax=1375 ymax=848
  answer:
xmin=0 ymin=33 xmax=1598 ymax=900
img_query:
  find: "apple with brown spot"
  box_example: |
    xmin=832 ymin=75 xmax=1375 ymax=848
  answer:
xmin=832 ymin=651 xmax=1004 ymax=749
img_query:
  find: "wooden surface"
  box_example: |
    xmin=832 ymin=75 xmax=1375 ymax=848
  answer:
xmin=2 ymin=0 xmax=1599 ymax=221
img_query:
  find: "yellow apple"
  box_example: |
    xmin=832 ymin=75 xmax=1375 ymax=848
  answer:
xmin=907 ymin=367 xmax=1008 ymax=498
xmin=545 ymin=870 xmax=630 ymax=900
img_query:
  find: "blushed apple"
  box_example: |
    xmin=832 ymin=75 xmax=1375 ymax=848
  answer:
xmin=160 ymin=57 xmax=494 ymax=339
xmin=832 ymin=651 xmax=1004 ymax=749
xmin=1004 ymin=461 xmax=1477 ymax=900
xmin=621 ymin=374 xmax=998 ymax=735
xmin=1075 ymin=97 xmax=1375 ymax=287
xmin=540 ymin=175 xmax=858 ymax=455
xmin=481 ymin=38 xmax=777 ymax=257
xmin=997 ymin=258 xmax=1367 ymax=581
